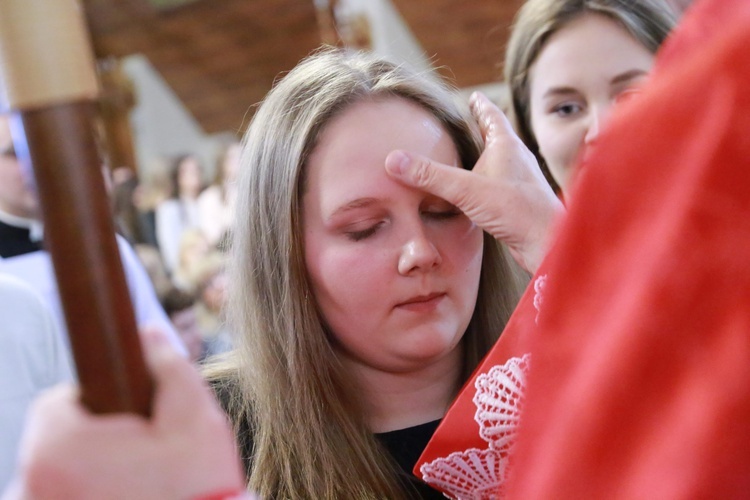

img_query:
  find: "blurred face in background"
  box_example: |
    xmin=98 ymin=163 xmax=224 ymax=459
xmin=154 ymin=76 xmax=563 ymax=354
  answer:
xmin=528 ymin=14 xmax=655 ymax=195
xmin=178 ymin=156 xmax=203 ymax=198
xmin=0 ymin=116 xmax=39 ymax=218
xmin=222 ymin=143 xmax=241 ymax=184
xmin=201 ymin=271 xmax=227 ymax=314
xmin=169 ymin=307 xmax=204 ymax=362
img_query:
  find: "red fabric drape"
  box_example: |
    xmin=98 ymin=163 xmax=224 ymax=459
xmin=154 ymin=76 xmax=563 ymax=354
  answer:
xmin=417 ymin=0 xmax=750 ymax=496
xmin=508 ymin=0 xmax=750 ymax=496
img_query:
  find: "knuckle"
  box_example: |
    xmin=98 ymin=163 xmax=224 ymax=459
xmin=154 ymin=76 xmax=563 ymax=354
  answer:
xmin=411 ymin=158 xmax=434 ymax=186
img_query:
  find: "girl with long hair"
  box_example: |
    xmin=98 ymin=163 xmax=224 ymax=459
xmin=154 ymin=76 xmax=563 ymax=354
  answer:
xmin=203 ymin=48 xmax=527 ymax=498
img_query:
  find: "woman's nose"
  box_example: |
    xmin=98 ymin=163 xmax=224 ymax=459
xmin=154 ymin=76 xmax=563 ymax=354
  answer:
xmin=584 ymin=105 xmax=613 ymax=145
xmin=398 ymin=231 xmax=442 ymax=275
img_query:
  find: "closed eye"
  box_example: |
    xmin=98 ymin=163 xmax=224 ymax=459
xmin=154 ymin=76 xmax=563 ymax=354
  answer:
xmin=346 ymin=221 xmax=386 ymax=241
xmin=423 ymin=208 xmax=462 ymax=220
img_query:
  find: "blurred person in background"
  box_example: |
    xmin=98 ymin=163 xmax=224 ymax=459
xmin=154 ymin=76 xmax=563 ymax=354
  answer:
xmin=199 ymin=141 xmax=240 ymax=250
xmin=161 ymin=287 xmax=207 ymax=363
xmin=0 ymin=114 xmax=184 ymax=357
xmin=171 ymin=228 xmax=212 ymax=292
xmin=188 ymin=252 xmax=233 ymax=358
xmin=155 ymin=154 xmax=205 ymax=273
xmin=504 ymin=0 xmax=677 ymax=199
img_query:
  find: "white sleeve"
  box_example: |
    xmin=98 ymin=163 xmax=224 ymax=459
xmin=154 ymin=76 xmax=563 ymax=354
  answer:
xmin=0 ymin=275 xmax=73 ymax=490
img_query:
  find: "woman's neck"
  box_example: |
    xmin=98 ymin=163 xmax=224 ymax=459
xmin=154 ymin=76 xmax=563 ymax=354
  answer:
xmin=346 ymin=345 xmax=464 ymax=433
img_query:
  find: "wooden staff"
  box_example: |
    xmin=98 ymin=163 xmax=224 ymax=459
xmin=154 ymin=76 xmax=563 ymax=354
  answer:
xmin=0 ymin=0 xmax=152 ymax=416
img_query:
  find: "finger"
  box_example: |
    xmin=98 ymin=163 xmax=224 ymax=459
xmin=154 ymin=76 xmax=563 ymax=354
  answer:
xmin=469 ymin=91 xmax=516 ymax=146
xmin=140 ymin=329 xmax=244 ymax=497
xmin=23 ymin=384 xmax=92 ymax=441
xmin=140 ymin=326 xmax=182 ymax=374
xmin=22 ymin=384 xmax=81 ymax=446
xmin=17 ymin=384 xmax=87 ymax=474
xmin=385 ymin=150 xmax=482 ymax=212
xmin=30 ymin=383 xmax=80 ymax=415
xmin=139 ymin=327 xmax=215 ymax=423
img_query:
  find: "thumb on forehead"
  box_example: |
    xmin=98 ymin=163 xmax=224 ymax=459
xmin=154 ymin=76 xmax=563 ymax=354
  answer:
xmin=385 ymin=150 xmax=476 ymax=210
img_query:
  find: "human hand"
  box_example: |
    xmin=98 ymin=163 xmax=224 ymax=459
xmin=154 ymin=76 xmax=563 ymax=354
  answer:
xmin=385 ymin=92 xmax=564 ymax=273
xmin=7 ymin=328 xmax=246 ymax=500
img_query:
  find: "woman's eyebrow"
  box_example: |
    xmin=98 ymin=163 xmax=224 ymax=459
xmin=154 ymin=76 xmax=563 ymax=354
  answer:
xmin=610 ymin=68 xmax=649 ymax=86
xmin=542 ymin=86 xmax=580 ymax=99
xmin=328 ymin=197 xmax=380 ymax=219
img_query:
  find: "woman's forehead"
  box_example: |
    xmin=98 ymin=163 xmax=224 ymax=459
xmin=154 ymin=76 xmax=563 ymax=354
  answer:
xmin=302 ymin=98 xmax=459 ymax=214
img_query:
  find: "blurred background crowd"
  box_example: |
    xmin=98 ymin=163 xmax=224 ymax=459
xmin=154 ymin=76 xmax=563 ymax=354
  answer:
xmin=109 ymin=141 xmax=241 ymax=363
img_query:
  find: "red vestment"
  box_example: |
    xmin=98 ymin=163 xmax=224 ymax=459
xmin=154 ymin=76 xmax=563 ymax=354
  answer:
xmin=416 ymin=0 xmax=750 ymax=496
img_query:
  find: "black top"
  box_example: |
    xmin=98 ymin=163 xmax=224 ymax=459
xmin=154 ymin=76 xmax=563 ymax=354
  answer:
xmin=0 ymin=220 xmax=42 ymax=258
xmin=375 ymin=420 xmax=444 ymax=499
xmin=211 ymin=379 xmax=445 ymax=499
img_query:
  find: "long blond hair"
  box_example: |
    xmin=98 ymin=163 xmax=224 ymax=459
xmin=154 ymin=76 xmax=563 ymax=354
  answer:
xmin=206 ymin=48 xmax=526 ymax=498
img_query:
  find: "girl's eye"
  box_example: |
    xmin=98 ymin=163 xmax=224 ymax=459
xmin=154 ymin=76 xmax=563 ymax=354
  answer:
xmin=551 ymin=102 xmax=582 ymax=117
xmin=346 ymin=221 xmax=385 ymax=241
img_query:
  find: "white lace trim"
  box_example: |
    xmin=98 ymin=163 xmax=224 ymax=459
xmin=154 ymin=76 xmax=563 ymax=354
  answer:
xmin=419 ymin=448 xmax=510 ymax=500
xmin=473 ymin=356 xmax=530 ymax=453
xmin=420 ymin=354 xmax=531 ymax=499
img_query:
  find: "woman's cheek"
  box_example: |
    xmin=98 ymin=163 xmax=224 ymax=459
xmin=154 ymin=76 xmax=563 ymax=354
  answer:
xmin=322 ymin=245 xmax=391 ymax=292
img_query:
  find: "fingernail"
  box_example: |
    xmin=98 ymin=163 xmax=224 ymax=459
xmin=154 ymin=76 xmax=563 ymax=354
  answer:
xmin=385 ymin=151 xmax=410 ymax=176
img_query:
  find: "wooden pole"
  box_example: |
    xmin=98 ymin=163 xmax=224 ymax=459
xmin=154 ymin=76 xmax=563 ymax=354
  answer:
xmin=0 ymin=0 xmax=152 ymax=416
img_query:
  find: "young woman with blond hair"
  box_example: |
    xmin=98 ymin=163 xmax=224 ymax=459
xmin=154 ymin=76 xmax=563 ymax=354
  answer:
xmin=504 ymin=0 xmax=677 ymax=196
xmin=203 ymin=48 xmax=527 ymax=498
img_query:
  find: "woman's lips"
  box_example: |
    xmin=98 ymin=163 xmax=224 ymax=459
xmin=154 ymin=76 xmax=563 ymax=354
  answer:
xmin=396 ymin=292 xmax=446 ymax=312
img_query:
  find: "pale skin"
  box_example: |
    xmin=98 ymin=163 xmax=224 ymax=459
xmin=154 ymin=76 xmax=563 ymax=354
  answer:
xmin=528 ymin=13 xmax=655 ymax=195
xmin=386 ymin=14 xmax=656 ymax=257
xmin=386 ymin=92 xmax=563 ymax=274
xmin=0 ymin=116 xmax=39 ymax=219
xmin=304 ymin=97 xmax=483 ymax=432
